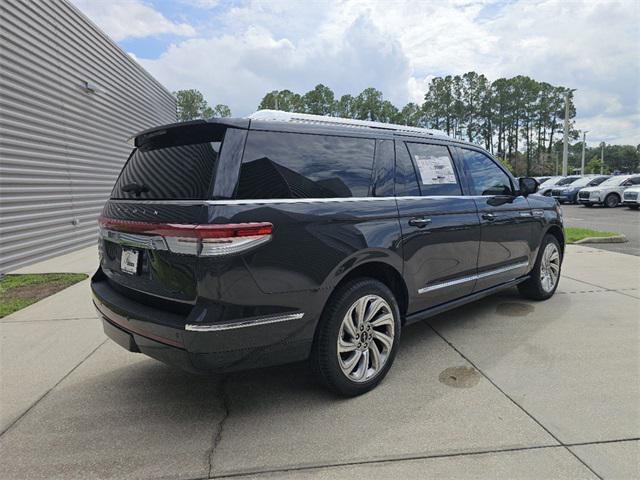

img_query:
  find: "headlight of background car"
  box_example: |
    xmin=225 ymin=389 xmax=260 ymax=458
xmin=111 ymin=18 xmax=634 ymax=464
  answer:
xmin=590 ymin=190 xmax=600 ymax=196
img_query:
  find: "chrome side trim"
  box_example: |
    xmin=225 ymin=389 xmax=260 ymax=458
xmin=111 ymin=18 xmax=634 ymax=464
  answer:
xmin=185 ymin=312 xmax=305 ymax=332
xmin=476 ymin=261 xmax=529 ymax=279
xmin=418 ymin=274 xmax=476 ymax=294
xmin=418 ymin=261 xmax=529 ymax=294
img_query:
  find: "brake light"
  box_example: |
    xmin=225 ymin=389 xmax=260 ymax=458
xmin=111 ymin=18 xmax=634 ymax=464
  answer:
xmin=98 ymin=216 xmax=273 ymax=256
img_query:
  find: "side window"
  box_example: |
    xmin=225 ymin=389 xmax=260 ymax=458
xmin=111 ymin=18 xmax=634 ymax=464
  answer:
xmin=406 ymin=143 xmax=462 ymax=196
xmin=461 ymin=149 xmax=513 ymax=196
xmin=370 ymin=139 xmax=394 ymax=197
xmin=395 ymin=141 xmax=421 ymax=196
xmin=236 ymin=131 xmax=375 ymax=199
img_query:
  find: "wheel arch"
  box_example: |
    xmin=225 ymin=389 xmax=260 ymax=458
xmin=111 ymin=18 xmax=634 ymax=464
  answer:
xmin=320 ymin=260 xmax=409 ymax=325
xmin=545 ymin=224 xmax=565 ymax=255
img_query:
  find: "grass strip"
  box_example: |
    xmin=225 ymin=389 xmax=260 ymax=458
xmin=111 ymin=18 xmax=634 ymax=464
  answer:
xmin=0 ymin=273 xmax=88 ymax=318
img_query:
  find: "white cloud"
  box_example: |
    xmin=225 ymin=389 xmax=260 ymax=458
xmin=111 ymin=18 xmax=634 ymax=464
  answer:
xmin=73 ymin=0 xmax=196 ymax=41
xmin=74 ymin=0 xmax=639 ymax=145
xmin=139 ymin=11 xmax=412 ymax=114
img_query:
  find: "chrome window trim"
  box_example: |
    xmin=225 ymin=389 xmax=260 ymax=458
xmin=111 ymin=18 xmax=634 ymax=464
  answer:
xmin=418 ymin=261 xmax=529 ymax=294
xmin=185 ymin=312 xmax=305 ymax=332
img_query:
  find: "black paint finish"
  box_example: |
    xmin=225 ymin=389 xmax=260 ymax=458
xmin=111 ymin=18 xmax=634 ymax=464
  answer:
xmin=92 ymin=117 xmax=564 ymax=374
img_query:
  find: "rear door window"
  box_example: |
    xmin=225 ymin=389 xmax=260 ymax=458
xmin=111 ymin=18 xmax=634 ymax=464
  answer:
xmin=236 ymin=131 xmax=375 ymax=199
xmin=406 ymin=143 xmax=462 ymax=196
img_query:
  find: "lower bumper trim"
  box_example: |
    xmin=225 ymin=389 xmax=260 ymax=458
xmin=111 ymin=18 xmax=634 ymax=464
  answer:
xmin=185 ymin=312 xmax=305 ymax=332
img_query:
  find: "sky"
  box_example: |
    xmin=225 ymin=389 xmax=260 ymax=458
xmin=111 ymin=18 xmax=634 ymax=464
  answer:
xmin=72 ymin=0 xmax=640 ymax=146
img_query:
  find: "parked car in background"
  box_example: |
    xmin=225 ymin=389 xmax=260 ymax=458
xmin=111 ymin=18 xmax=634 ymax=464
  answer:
xmin=578 ymin=174 xmax=640 ymax=207
xmin=622 ymin=186 xmax=640 ymax=209
xmin=535 ymin=176 xmax=551 ymax=184
xmin=538 ymin=176 xmax=581 ymax=197
xmin=91 ymin=111 xmax=564 ymax=396
xmin=536 ymin=176 xmax=565 ymax=196
xmin=551 ymin=175 xmax=610 ymax=204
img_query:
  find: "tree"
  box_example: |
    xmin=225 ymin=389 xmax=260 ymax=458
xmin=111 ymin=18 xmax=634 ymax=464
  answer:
xmin=252 ymin=73 xmax=615 ymax=176
xmin=175 ymin=89 xmax=231 ymax=121
xmin=175 ymin=89 xmax=207 ymax=121
xmin=354 ymin=87 xmax=384 ymax=121
xmin=336 ymin=94 xmax=356 ymax=118
xmin=585 ymin=157 xmax=604 ymax=174
xmin=258 ymin=89 xmax=303 ymax=112
xmin=397 ymin=103 xmax=422 ymax=126
xmin=302 ymin=84 xmax=335 ymax=115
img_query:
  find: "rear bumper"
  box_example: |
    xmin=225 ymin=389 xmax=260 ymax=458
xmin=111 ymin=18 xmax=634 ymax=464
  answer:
xmin=92 ymin=274 xmax=313 ymax=373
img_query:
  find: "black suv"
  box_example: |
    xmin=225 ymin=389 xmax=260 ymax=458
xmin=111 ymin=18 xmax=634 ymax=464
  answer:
xmin=92 ymin=111 xmax=564 ymax=396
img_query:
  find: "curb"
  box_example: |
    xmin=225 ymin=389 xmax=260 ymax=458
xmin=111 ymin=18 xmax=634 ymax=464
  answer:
xmin=573 ymin=234 xmax=628 ymax=244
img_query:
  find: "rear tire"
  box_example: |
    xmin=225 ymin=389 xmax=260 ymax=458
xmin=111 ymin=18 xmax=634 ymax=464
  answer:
xmin=518 ymin=234 xmax=562 ymax=301
xmin=604 ymin=193 xmax=620 ymax=208
xmin=311 ymin=278 xmax=401 ymax=396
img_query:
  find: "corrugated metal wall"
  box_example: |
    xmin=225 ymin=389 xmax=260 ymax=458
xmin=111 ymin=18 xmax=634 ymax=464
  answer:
xmin=0 ymin=0 xmax=176 ymax=272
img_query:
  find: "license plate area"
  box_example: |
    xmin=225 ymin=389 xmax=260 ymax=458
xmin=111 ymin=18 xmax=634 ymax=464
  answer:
xmin=120 ymin=249 xmax=140 ymax=275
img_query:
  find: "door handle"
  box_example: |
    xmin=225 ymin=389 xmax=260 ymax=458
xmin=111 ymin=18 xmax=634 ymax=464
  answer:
xmin=409 ymin=217 xmax=432 ymax=228
xmin=482 ymin=213 xmax=496 ymax=221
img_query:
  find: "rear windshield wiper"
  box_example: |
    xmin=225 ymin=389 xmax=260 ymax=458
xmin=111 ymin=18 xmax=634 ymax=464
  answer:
xmin=121 ymin=182 xmax=150 ymax=197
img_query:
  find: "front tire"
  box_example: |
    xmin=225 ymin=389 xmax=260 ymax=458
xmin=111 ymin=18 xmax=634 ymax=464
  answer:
xmin=311 ymin=278 xmax=401 ymax=396
xmin=518 ymin=234 xmax=562 ymax=300
xmin=604 ymin=193 xmax=620 ymax=208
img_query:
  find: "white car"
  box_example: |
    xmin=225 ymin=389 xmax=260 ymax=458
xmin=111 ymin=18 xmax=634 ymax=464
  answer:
xmin=577 ymin=174 xmax=640 ymax=207
xmin=622 ymin=185 xmax=640 ymax=209
xmin=536 ymin=176 xmax=568 ymax=196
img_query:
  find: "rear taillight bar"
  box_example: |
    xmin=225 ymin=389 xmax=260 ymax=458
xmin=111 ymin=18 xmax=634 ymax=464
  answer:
xmin=98 ymin=216 xmax=273 ymax=256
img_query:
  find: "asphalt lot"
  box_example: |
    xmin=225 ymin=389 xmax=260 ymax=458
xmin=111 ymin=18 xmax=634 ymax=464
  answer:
xmin=1 ymin=246 xmax=639 ymax=479
xmin=560 ymin=203 xmax=640 ymax=256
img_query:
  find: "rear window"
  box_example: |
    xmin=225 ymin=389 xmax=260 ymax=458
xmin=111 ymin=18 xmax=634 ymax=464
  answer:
xmin=111 ymin=125 xmax=225 ymax=200
xmin=235 ymin=131 xmax=375 ymax=199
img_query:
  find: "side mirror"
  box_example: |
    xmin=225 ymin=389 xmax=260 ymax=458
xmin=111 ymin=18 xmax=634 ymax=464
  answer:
xmin=519 ymin=177 xmax=538 ymax=197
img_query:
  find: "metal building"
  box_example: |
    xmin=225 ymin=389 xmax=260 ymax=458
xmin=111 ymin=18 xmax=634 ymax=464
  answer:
xmin=0 ymin=0 xmax=176 ymax=272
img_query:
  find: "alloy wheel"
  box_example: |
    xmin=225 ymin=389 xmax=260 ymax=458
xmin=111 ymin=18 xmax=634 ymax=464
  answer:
xmin=337 ymin=295 xmax=395 ymax=383
xmin=605 ymin=195 xmax=619 ymax=208
xmin=540 ymin=243 xmax=560 ymax=293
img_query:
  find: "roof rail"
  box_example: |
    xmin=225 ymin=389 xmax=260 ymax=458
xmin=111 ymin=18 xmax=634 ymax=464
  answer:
xmin=247 ymin=109 xmax=448 ymax=137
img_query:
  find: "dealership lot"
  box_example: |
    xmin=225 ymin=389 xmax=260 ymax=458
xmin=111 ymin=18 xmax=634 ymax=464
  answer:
xmin=561 ymin=203 xmax=640 ymax=256
xmin=1 ymin=244 xmax=639 ymax=480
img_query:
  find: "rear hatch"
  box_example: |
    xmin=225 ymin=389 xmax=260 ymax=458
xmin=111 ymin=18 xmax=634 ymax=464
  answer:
xmin=98 ymin=121 xmax=236 ymax=308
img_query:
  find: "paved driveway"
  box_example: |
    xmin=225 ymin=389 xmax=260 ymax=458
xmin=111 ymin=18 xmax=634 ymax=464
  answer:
xmin=1 ymin=246 xmax=638 ymax=479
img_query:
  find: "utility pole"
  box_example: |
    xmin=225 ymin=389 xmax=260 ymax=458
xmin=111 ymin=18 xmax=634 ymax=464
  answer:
xmin=562 ymin=91 xmax=570 ymax=176
xmin=581 ymin=131 xmax=588 ymax=174
xmin=600 ymin=142 xmax=605 ymax=175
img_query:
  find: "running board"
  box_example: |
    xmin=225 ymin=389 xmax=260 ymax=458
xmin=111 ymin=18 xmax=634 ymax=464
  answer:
xmin=404 ymin=276 xmax=530 ymax=325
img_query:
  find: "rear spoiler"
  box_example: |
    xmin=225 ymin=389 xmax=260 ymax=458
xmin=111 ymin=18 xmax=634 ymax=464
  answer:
xmin=128 ymin=117 xmax=250 ymax=147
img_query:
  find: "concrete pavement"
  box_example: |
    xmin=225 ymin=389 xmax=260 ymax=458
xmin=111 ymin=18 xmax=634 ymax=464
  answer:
xmin=0 ymin=245 xmax=638 ymax=479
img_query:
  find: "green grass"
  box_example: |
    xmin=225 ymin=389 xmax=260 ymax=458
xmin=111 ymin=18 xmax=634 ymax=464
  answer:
xmin=0 ymin=273 xmax=88 ymax=318
xmin=565 ymin=227 xmax=618 ymax=244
